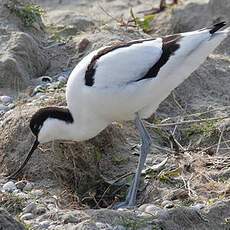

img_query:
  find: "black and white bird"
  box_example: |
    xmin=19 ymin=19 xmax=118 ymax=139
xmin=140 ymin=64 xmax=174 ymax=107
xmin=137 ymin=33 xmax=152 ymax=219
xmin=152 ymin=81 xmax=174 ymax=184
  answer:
xmin=9 ymin=22 xmax=229 ymax=207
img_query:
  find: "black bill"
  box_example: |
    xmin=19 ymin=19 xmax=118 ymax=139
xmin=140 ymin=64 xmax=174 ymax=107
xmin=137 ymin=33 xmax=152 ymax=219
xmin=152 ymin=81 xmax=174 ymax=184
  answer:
xmin=7 ymin=139 xmax=39 ymax=179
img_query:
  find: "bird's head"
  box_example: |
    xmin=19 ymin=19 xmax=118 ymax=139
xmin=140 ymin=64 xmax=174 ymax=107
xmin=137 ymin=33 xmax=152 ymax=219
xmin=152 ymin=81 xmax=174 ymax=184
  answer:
xmin=7 ymin=107 xmax=73 ymax=179
xmin=30 ymin=107 xmax=74 ymax=143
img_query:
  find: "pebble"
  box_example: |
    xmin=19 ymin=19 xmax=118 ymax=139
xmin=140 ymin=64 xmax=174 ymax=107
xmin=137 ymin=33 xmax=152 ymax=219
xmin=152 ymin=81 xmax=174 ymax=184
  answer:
xmin=95 ymin=222 xmax=113 ymax=229
xmin=58 ymin=75 xmax=67 ymax=83
xmin=0 ymin=104 xmax=9 ymax=112
xmin=23 ymin=182 xmax=33 ymax=192
xmin=0 ymin=96 xmax=13 ymax=105
xmin=2 ymin=181 xmax=17 ymax=192
xmin=20 ymin=213 xmax=34 ymax=220
xmin=192 ymin=203 xmax=205 ymax=210
xmin=62 ymin=213 xmax=79 ymax=224
xmin=47 ymin=204 xmax=59 ymax=212
xmin=7 ymin=103 xmax=15 ymax=109
xmin=23 ymin=202 xmax=37 ymax=213
xmin=15 ymin=192 xmax=30 ymax=199
xmin=39 ymin=220 xmax=51 ymax=229
xmin=32 ymin=85 xmax=46 ymax=96
xmin=12 ymin=189 xmax=20 ymax=194
xmin=38 ymin=95 xmax=48 ymax=101
xmin=113 ymin=226 xmax=127 ymax=230
xmin=41 ymin=76 xmax=52 ymax=82
xmin=138 ymin=204 xmax=163 ymax=216
xmin=34 ymin=206 xmax=46 ymax=215
xmin=168 ymin=189 xmax=189 ymax=201
xmin=15 ymin=180 xmax=27 ymax=190
xmin=30 ymin=189 xmax=44 ymax=197
xmin=48 ymin=82 xmax=59 ymax=89
xmin=78 ymin=38 xmax=90 ymax=53
xmin=162 ymin=200 xmax=174 ymax=209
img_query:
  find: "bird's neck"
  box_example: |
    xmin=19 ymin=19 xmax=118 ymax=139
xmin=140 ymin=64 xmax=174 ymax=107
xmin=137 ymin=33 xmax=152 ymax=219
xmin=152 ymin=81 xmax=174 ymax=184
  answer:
xmin=38 ymin=108 xmax=108 ymax=143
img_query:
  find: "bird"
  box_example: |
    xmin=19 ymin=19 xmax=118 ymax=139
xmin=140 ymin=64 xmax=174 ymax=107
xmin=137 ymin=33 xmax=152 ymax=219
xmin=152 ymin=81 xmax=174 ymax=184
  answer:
xmin=8 ymin=21 xmax=229 ymax=208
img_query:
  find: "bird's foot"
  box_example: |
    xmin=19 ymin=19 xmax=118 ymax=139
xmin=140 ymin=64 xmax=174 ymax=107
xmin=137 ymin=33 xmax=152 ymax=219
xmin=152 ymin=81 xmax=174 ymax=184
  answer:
xmin=113 ymin=200 xmax=135 ymax=209
xmin=113 ymin=177 xmax=137 ymax=209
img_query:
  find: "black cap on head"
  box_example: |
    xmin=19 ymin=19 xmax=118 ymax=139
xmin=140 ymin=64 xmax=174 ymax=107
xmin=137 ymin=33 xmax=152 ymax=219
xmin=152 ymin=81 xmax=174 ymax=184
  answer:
xmin=30 ymin=107 xmax=74 ymax=137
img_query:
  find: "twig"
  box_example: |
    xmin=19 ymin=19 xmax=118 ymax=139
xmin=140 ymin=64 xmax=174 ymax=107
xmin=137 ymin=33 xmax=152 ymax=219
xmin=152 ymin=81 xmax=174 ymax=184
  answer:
xmin=98 ymin=4 xmax=123 ymax=24
xmin=172 ymin=91 xmax=184 ymax=111
xmin=145 ymin=116 xmax=229 ymax=128
xmin=222 ymin=136 xmax=230 ymax=149
xmin=169 ymin=133 xmax=185 ymax=151
xmin=152 ymin=143 xmax=175 ymax=154
xmin=201 ymin=140 xmax=230 ymax=152
xmin=44 ymin=42 xmax=66 ymax=49
xmin=216 ymin=125 xmax=225 ymax=154
xmin=145 ymin=157 xmax=168 ymax=172
xmin=160 ymin=106 xmax=230 ymax=122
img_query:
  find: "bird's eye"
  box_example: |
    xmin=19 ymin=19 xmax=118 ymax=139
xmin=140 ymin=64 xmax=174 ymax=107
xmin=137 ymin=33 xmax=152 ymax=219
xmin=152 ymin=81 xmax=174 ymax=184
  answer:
xmin=33 ymin=124 xmax=41 ymax=131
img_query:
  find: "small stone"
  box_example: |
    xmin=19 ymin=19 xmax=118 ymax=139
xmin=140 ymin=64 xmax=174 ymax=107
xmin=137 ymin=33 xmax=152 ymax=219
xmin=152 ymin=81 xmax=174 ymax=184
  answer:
xmin=30 ymin=189 xmax=44 ymax=197
xmin=23 ymin=182 xmax=33 ymax=191
xmin=168 ymin=189 xmax=189 ymax=201
xmin=23 ymin=202 xmax=37 ymax=213
xmin=39 ymin=220 xmax=51 ymax=229
xmin=2 ymin=181 xmax=17 ymax=192
xmin=47 ymin=204 xmax=59 ymax=212
xmin=38 ymin=95 xmax=48 ymax=101
xmin=62 ymin=213 xmax=79 ymax=224
xmin=162 ymin=200 xmax=174 ymax=209
xmin=34 ymin=206 xmax=46 ymax=215
xmin=192 ymin=203 xmax=205 ymax=210
xmin=49 ymin=82 xmax=59 ymax=89
xmin=58 ymin=75 xmax=67 ymax=83
xmin=78 ymin=38 xmax=90 ymax=53
xmin=15 ymin=180 xmax=27 ymax=190
xmin=20 ymin=213 xmax=34 ymax=220
xmin=0 ymin=96 xmax=13 ymax=105
xmin=32 ymin=85 xmax=46 ymax=96
xmin=138 ymin=203 xmax=162 ymax=215
xmin=12 ymin=189 xmax=20 ymax=194
xmin=0 ymin=104 xmax=9 ymax=112
xmin=41 ymin=76 xmax=52 ymax=82
xmin=15 ymin=192 xmax=29 ymax=199
xmin=95 ymin=222 xmax=113 ymax=229
xmin=113 ymin=226 xmax=127 ymax=230
xmin=48 ymin=225 xmax=57 ymax=230
xmin=8 ymin=103 xmax=15 ymax=109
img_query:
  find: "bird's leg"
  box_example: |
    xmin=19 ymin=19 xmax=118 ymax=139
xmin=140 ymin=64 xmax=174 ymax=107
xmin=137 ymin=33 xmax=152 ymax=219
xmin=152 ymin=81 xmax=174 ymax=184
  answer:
xmin=114 ymin=113 xmax=151 ymax=208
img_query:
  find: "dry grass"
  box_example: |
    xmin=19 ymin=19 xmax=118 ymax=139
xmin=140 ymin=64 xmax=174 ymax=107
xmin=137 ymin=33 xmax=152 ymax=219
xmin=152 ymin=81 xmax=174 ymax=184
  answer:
xmin=141 ymin=106 xmax=230 ymax=207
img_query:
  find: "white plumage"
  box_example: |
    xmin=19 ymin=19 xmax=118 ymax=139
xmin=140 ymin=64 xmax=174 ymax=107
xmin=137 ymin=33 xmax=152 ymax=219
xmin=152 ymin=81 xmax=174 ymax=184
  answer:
xmin=9 ymin=22 xmax=229 ymax=207
xmin=63 ymin=23 xmax=229 ymax=142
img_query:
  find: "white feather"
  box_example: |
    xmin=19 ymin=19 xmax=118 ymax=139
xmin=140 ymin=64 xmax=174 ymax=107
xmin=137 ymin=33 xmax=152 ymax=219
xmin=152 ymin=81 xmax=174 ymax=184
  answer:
xmin=38 ymin=26 xmax=229 ymax=142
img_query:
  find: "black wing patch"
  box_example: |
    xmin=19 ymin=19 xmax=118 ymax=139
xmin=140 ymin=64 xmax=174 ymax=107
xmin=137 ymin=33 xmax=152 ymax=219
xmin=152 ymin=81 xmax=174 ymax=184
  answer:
xmin=209 ymin=21 xmax=226 ymax=34
xmin=85 ymin=38 xmax=156 ymax=86
xmin=135 ymin=34 xmax=181 ymax=81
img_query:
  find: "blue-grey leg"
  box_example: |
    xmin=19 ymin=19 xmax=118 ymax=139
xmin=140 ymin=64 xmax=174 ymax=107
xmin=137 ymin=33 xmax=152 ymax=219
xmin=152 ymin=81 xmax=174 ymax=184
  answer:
xmin=114 ymin=113 xmax=151 ymax=208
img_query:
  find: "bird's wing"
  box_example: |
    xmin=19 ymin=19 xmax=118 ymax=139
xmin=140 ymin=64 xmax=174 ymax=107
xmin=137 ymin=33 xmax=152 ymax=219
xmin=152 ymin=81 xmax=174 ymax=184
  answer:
xmin=84 ymin=38 xmax=165 ymax=88
xmin=83 ymin=22 xmax=228 ymax=89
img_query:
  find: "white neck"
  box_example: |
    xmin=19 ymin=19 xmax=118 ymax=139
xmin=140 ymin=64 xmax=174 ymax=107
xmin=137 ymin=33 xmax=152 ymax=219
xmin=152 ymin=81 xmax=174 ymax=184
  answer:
xmin=38 ymin=116 xmax=108 ymax=143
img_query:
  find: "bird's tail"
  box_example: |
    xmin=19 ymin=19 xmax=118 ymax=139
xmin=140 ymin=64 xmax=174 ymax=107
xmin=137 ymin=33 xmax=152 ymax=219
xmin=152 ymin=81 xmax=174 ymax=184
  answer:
xmin=208 ymin=21 xmax=227 ymax=34
xmin=207 ymin=21 xmax=229 ymax=36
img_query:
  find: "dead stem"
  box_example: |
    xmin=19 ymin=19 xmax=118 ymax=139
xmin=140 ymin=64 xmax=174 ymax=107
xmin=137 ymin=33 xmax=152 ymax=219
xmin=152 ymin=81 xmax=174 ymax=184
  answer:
xmin=145 ymin=116 xmax=229 ymax=128
xmin=216 ymin=125 xmax=226 ymax=154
